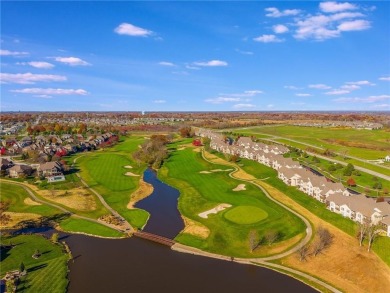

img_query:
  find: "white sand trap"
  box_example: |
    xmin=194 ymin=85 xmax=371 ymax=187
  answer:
xmin=125 ymin=172 xmax=140 ymax=177
xmin=233 ymin=184 xmax=246 ymax=192
xmin=211 ymin=169 xmax=233 ymax=172
xmin=199 ymin=171 xmax=211 ymax=174
xmin=124 ymin=165 xmax=133 ymax=169
xmin=198 ymin=204 xmax=232 ymax=219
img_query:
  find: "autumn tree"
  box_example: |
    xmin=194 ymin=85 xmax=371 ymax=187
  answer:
xmin=347 ymin=177 xmax=356 ymax=187
xmin=179 ymin=127 xmax=193 ymax=138
xmin=0 ymin=201 xmax=11 ymax=226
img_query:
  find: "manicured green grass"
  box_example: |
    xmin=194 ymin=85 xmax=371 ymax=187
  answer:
xmin=1 ymin=234 xmax=68 ymax=292
xmin=237 ymin=158 xmax=390 ymax=266
xmin=159 ymin=144 xmax=306 ymax=257
xmin=224 ymin=206 xmax=268 ymax=224
xmin=59 ymin=217 xmax=124 ymax=238
xmin=1 ymin=182 xmax=60 ymax=216
xmin=234 ymin=125 xmax=390 ymax=159
xmin=75 ymin=136 xmax=149 ymax=229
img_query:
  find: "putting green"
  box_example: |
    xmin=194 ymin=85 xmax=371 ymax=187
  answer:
xmin=224 ymin=206 xmax=268 ymax=224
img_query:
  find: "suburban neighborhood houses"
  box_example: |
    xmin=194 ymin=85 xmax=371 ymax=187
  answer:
xmin=0 ymin=132 xmax=117 ymax=181
xmin=194 ymin=127 xmax=390 ymax=238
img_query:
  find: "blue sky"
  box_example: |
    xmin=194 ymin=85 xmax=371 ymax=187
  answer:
xmin=1 ymin=1 xmax=389 ymax=111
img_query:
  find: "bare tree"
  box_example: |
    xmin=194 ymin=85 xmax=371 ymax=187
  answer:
xmin=367 ymin=224 xmax=380 ymax=252
xmin=249 ymin=230 xmax=258 ymax=252
xmin=265 ymin=230 xmax=280 ymax=246
xmin=297 ymin=245 xmax=310 ymax=262
xmin=312 ymin=227 xmax=333 ymax=256
xmin=357 ymin=221 xmax=369 ymax=247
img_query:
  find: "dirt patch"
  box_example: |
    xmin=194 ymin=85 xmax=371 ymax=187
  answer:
xmin=124 ymin=165 xmax=133 ymax=169
xmin=23 ymin=197 xmax=41 ymax=206
xmin=181 ymin=216 xmax=210 ymax=239
xmin=233 ymin=184 xmax=246 ymax=191
xmin=127 ymin=177 xmax=154 ymax=209
xmin=198 ymin=204 xmax=232 ymax=219
xmin=0 ymin=212 xmax=41 ymax=229
xmin=259 ymin=181 xmax=390 ymax=293
xmin=125 ymin=172 xmax=140 ymax=177
xmin=38 ymin=187 xmax=97 ymax=211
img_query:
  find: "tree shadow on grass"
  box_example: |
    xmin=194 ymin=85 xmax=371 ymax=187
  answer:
xmin=27 ymin=263 xmax=47 ymax=273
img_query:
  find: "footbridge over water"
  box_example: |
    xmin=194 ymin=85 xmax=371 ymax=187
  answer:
xmin=133 ymin=231 xmax=176 ymax=247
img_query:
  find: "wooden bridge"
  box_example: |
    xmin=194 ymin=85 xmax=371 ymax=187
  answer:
xmin=133 ymin=231 xmax=175 ymax=247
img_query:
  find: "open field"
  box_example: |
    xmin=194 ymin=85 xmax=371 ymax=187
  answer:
xmin=75 ymin=136 xmax=149 ymax=229
xmin=1 ymin=234 xmax=68 ymax=293
xmin=228 ymin=125 xmax=390 ymax=176
xmin=58 ymin=217 xmax=124 ymax=238
xmin=158 ymin=143 xmax=306 ymax=258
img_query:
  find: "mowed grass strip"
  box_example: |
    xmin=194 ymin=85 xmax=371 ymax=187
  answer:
xmin=59 ymin=217 xmax=124 ymax=238
xmin=224 ymin=206 xmax=268 ymax=224
xmin=1 ymin=234 xmax=68 ymax=293
xmin=159 ymin=146 xmax=306 ymax=257
xmin=1 ymin=182 xmax=60 ymax=216
xmin=75 ymin=136 xmax=150 ymax=229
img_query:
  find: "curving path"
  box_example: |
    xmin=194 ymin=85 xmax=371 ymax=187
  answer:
xmin=73 ymin=155 xmax=134 ymax=233
xmin=1 ymin=179 xmax=124 ymax=233
xmin=171 ymin=149 xmax=342 ymax=293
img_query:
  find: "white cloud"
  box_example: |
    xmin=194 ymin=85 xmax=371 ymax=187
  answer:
xmin=205 ymin=90 xmax=262 ymax=104
xmin=153 ymin=99 xmax=166 ymax=103
xmin=320 ymin=2 xmax=357 ymax=13
xmin=11 ymin=88 xmax=89 ymax=95
xmin=338 ymin=20 xmax=370 ymax=31
xmin=294 ymin=11 xmax=369 ymax=40
xmin=193 ymin=60 xmax=228 ymax=67
xmin=265 ymin=7 xmax=301 ymax=18
xmin=325 ymin=89 xmax=350 ymax=95
xmin=54 ymin=57 xmax=90 ymax=66
xmin=345 ymin=80 xmax=375 ymax=86
xmin=340 ymin=84 xmax=360 ymax=90
xmin=233 ymin=103 xmax=256 ymax=109
xmin=185 ymin=65 xmax=200 ymax=70
xmin=235 ymin=49 xmax=254 ymax=55
xmin=295 ymin=93 xmax=312 ymax=97
xmin=0 ymin=73 xmax=66 ymax=84
xmin=379 ymin=76 xmax=390 ymax=81
xmin=370 ymin=104 xmax=390 ymax=109
xmin=267 ymin=104 xmax=274 ymax=108
xmin=273 ymin=24 xmax=289 ymax=34
xmin=243 ymin=90 xmax=263 ymax=95
xmin=0 ymin=49 xmax=29 ymax=56
xmin=205 ymin=97 xmax=241 ymax=104
xmin=18 ymin=61 xmax=55 ymax=69
xmin=114 ymin=23 xmax=153 ymax=37
xmin=158 ymin=61 xmax=175 ymax=67
xmin=33 ymin=95 xmax=52 ymax=99
xmin=253 ymin=34 xmax=284 ymax=43
xmin=284 ymin=85 xmax=302 ymax=90
xmin=333 ymin=95 xmax=390 ymax=103
xmin=309 ymin=84 xmax=331 ymax=89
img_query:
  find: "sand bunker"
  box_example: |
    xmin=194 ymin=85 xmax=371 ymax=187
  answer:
xmin=24 ymin=198 xmax=41 ymax=206
xmin=198 ymin=203 xmax=232 ymax=219
xmin=233 ymin=184 xmax=246 ymax=191
xmin=211 ymin=169 xmax=233 ymax=172
xmin=124 ymin=165 xmax=133 ymax=169
xmin=181 ymin=216 xmax=210 ymax=238
xmin=127 ymin=178 xmax=154 ymax=209
xmin=199 ymin=171 xmax=211 ymax=174
xmin=125 ymin=172 xmax=140 ymax=177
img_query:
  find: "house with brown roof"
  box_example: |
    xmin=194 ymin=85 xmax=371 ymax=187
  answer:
xmin=37 ymin=161 xmax=64 ymax=178
xmin=8 ymin=164 xmax=33 ymax=178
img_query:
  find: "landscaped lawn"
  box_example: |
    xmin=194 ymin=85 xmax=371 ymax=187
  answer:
xmin=75 ymin=136 xmax=150 ymax=229
xmin=224 ymin=206 xmax=268 ymax=224
xmin=158 ymin=144 xmax=306 ymax=257
xmin=1 ymin=234 xmax=68 ymax=292
xmin=1 ymin=182 xmax=60 ymax=216
xmin=236 ymin=157 xmax=390 ymax=266
xmin=59 ymin=217 xmax=124 ymax=238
